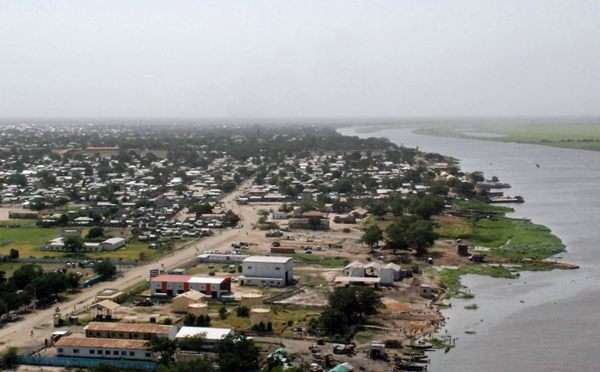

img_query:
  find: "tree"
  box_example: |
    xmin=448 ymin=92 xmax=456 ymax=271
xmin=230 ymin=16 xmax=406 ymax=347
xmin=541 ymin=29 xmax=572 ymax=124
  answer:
xmin=86 ymin=227 xmax=105 ymax=240
xmin=8 ymin=249 xmax=19 ymax=260
xmin=218 ymin=306 xmax=228 ymax=320
xmin=94 ymin=261 xmax=116 ymax=279
xmin=361 ymin=225 xmax=383 ymax=249
xmin=150 ymin=337 xmax=177 ymax=364
xmin=318 ymin=287 xmax=382 ymax=337
xmin=64 ymin=236 xmax=84 ymax=253
xmin=157 ymin=358 xmax=213 ymax=372
xmin=385 ymin=221 xmax=409 ymax=254
xmin=406 ymin=219 xmax=437 ymax=256
xmin=216 ymin=333 xmax=260 ymax=372
xmin=11 ymin=264 xmax=43 ymax=289
xmin=236 ymin=306 xmax=250 ymax=317
xmin=410 ymin=195 xmax=445 ymax=220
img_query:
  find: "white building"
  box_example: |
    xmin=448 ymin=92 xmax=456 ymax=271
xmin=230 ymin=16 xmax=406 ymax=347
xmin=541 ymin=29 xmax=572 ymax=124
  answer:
xmin=55 ymin=336 xmax=153 ymax=360
xmin=175 ymin=326 xmax=232 ymax=349
xmin=240 ymin=256 xmax=294 ymax=287
xmin=101 ymin=237 xmax=126 ymax=250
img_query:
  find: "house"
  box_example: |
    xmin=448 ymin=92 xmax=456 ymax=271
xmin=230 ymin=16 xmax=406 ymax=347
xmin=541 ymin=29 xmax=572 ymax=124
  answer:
xmin=175 ymin=326 xmax=232 ymax=350
xmin=149 ymin=275 xmax=232 ymax=298
xmin=172 ymin=290 xmax=210 ymax=313
xmin=197 ymin=254 xmax=248 ymax=264
xmin=188 ymin=276 xmax=232 ymax=298
xmin=90 ymin=300 xmax=120 ymax=320
xmin=240 ymin=256 xmax=294 ymax=287
xmin=101 ymin=237 xmax=126 ymax=250
xmin=333 ymin=214 xmax=356 ymax=224
xmin=288 ymin=211 xmax=330 ymax=230
xmin=149 ymin=275 xmax=191 ymax=296
xmin=55 ymin=336 xmax=153 ymax=361
xmin=343 ymin=262 xmax=365 ymax=277
xmin=84 ymin=322 xmax=177 ymax=340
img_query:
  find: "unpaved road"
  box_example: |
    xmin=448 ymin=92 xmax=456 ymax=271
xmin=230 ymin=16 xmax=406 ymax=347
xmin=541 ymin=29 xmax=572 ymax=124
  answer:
xmin=0 ymin=183 xmax=259 ymax=351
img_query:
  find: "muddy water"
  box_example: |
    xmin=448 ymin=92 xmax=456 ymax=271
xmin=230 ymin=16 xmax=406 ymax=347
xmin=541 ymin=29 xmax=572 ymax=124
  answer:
xmin=340 ymin=126 xmax=600 ymax=372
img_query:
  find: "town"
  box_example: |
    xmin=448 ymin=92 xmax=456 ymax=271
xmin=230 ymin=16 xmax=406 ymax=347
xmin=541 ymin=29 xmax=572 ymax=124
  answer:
xmin=0 ymin=122 xmax=567 ymax=372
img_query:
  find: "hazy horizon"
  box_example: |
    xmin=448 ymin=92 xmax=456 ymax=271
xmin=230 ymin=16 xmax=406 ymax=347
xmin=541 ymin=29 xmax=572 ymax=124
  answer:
xmin=2 ymin=0 xmax=600 ymax=119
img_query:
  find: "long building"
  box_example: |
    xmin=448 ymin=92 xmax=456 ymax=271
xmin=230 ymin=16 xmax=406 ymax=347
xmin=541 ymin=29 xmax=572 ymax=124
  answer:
xmin=149 ymin=274 xmax=231 ymax=298
xmin=84 ymin=322 xmax=177 ymax=340
xmin=55 ymin=336 xmax=152 ymax=360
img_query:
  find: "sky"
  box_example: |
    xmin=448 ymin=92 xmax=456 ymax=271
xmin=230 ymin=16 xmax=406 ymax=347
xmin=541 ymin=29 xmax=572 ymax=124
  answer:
xmin=0 ymin=0 xmax=599 ymax=119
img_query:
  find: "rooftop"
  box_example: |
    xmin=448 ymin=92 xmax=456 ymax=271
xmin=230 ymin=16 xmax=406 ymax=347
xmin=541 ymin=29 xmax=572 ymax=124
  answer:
xmin=187 ymin=276 xmax=230 ymax=284
xmin=175 ymin=326 xmax=232 ymax=341
xmin=244 ymin=255 xmax=292 ymax=264
xmin=84 ymin=321 xmax=175 ymax=334
xmin=150 ymin=274 xmax=192 ymax=283
xmin=55 ymin=336 xmax=149 ymax=350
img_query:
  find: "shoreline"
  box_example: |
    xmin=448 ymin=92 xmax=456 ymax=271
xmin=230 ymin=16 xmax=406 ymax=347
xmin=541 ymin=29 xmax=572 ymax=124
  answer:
xmin=339 ymin=125 xmax=577 ymax=363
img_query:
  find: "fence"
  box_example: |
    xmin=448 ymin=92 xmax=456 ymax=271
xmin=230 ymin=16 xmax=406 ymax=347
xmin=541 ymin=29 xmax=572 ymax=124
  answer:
xmin=17 ymin=355 xmax=157 ymax=370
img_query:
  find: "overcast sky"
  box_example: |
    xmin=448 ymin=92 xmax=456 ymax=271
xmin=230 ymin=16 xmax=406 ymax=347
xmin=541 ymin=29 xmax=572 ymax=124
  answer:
xmin=1 ymin=0 xmax=599 ymax=119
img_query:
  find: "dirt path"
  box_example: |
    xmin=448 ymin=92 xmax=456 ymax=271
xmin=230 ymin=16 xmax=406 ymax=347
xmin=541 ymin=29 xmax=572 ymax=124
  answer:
xmin=0 ymin=182 xmax=258 ymax=351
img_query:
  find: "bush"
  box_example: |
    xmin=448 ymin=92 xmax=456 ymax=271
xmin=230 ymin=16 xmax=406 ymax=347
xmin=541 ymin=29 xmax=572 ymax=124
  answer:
xmin=236 ymin=306 xmax=250 ymax=317
xmin=219 ymin=306 xmax=228 ymax=320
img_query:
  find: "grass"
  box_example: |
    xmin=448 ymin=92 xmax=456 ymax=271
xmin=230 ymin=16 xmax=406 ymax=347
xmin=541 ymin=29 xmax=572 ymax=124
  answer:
xmin=438 ymin=264 xmax=517 ymax=298
xmin=435 ymin=216 xmax=472 ymax=239
xmin=453 ymin=199 xmax=513 ymax=215
xmin=293 ymin=253 xmax=348 ymax=268
xmin=86 ymin=240 xmax=158 ymax=262
xmin=0 ymin=225 xmax=159 ymax=262
xmin=443 ymin=199 xmax=565 ymax=261
xmin=417 ymin=122 xmax=600 ymax=152
xmin=210 ymin=305 xmax=320 ymax=336
xmin=472 ymin=217 xmax=565 ymax=260
xmin=0 ymin=226 xmax=64 ymax=257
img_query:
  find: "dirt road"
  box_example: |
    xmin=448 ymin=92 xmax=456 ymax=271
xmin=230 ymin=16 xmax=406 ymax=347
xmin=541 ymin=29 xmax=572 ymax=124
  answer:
xmin=0 ymin=183 xmax=258 ymax=351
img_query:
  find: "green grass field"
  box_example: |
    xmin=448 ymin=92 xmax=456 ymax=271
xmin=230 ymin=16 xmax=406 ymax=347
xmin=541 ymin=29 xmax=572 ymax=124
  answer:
xmin=417 ymin=122 xmax=600 ymax=152
xmin=0 ymin=224 xmax=157 ymax=261
xmin=293 ymin=253 xmax=348 ymax=268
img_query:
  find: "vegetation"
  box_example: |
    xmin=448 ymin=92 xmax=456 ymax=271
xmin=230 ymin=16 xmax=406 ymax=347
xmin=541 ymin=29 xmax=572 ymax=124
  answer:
xmin=312 ymin=287 xmax=382 ymax=338
xmin=293 ymin=253 xmax=348 ymax=268
xmin=438 ymin=265 xmax=516 ymax=298
xmin=94 ymin=261 xmax=117 ymax=279
xmin=0 ymin=264 xmax=80 ymax=316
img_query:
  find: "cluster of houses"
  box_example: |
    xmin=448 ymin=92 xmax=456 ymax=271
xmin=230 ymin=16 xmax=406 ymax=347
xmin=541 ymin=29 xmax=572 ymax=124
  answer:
xmin=235 ymin=153 xmax=442 ymax=206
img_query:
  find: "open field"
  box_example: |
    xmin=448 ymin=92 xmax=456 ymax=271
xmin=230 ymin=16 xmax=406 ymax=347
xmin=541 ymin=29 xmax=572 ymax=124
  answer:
xmin=417 ymin=122 xmax=600 ymax=152
xmin=0 ymin=224 xmax=157 ymax=261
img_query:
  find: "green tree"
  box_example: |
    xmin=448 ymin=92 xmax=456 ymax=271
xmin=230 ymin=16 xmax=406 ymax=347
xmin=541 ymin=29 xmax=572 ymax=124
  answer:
xmin=94 ymin=261 xmax=116 ymax=279
xmin=361 ymin=225 xmax=383 ymax=249
xmin=86 ymin=227 xmax=105 ymax=240
xmin=64 ymin=236 xmax=84 ymax=253
xmin=150 ymin=336 xmax=177 ymax=364
xmin=217 ymin=333 xmax=260 ymax=372
xmin=385 ymin=220 xmax=409 ymax=253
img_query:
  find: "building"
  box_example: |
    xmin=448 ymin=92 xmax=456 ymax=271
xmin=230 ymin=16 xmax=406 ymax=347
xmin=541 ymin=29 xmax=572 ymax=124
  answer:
xmin=197 ymin=253 xmax=248 ymax=264
xmin=101 ymin=237 xmax=127 ymax=250
xmin=55 ymin=336 xmax=153 ymax=361
xmin=149 ymin=275 xmax=232 ymax=298
xmin=84 ymin=322 xmax=177 ymax=340
xmin=149 ymin=275 xmax=191 ymax=296
xmin=343 ymin=262 xmax=365 ymax=277
xmin=240 ymin=256 xmax=294 ymax=287
xmin=171 ymin=290 xmax=209 ymax=313
xmin=175 ymin=326 xmax=232 ymax=350
xmin=90 ymin=300 xmax=120 ymax=320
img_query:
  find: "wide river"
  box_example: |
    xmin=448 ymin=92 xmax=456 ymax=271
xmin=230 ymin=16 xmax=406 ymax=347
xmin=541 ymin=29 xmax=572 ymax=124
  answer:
xmin=340 ymin=126 xmax=600 ymax=372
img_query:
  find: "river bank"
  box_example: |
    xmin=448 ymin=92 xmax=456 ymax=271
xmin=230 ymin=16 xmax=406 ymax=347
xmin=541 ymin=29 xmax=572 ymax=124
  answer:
xmin=340 ymin=125 xmax=600 ymax=372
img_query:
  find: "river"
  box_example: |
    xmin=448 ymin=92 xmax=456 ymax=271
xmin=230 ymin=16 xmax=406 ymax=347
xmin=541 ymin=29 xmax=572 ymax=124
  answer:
xmin=340 ymin=126 xmax=600 ymax=372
